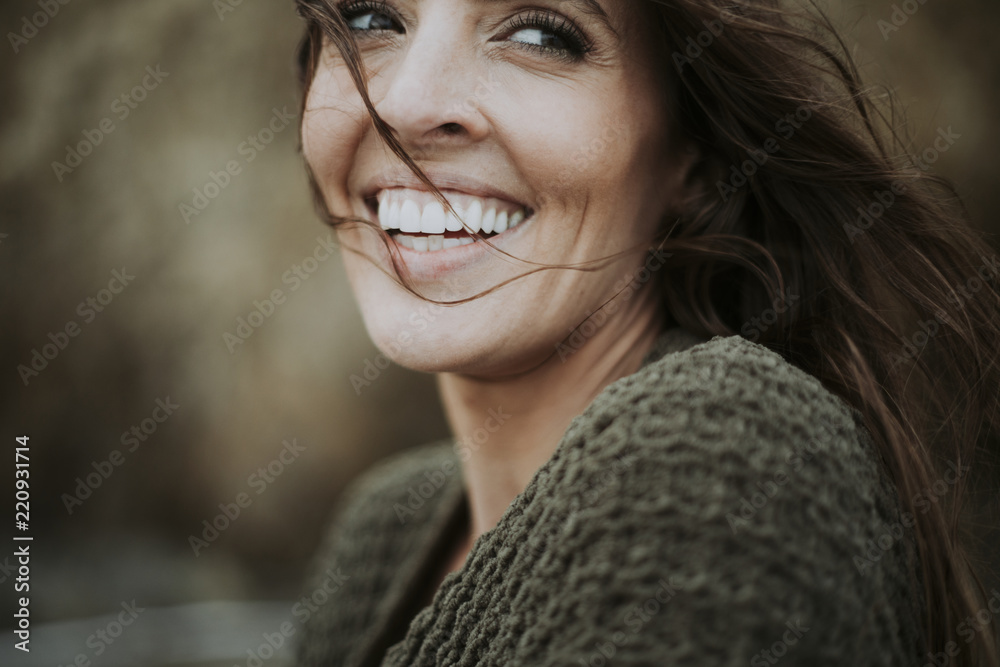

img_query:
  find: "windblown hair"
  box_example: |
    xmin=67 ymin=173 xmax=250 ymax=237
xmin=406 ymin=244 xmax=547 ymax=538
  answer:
xmin=293 ymin=0 xmax=1000 ymax=663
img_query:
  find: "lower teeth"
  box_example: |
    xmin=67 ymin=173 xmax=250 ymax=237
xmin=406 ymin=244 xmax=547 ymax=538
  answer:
xmin=395 ymin=234 xmax=477 ymax=252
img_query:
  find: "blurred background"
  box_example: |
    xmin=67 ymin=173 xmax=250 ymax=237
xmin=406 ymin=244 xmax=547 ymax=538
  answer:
xmin=0 ymin=0 xmax=997 ymax=665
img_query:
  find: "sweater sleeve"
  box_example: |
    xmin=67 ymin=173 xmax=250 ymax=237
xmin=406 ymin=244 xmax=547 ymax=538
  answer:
xmin=518 ymin=336 xmax=922 ymax=667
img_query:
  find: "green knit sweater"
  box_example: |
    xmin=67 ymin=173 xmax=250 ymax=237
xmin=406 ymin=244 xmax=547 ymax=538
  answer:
xmin=294 ymin=327 xmax=922 ymax=666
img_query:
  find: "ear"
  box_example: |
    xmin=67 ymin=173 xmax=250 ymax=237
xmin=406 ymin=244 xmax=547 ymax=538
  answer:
xmin=662 ymin=133 xmax=710 ymax=222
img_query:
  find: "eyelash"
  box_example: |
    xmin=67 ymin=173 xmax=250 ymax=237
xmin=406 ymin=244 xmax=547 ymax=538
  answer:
xmin=337 ymin=0 xmax=402 ymax=32
xmin=338 ymin=0 xmax=398 ymax=31
xmin=500 ymin=10 xmax=592 ymax=60
xmin=335 ymin=0 xmax=593 ymax=61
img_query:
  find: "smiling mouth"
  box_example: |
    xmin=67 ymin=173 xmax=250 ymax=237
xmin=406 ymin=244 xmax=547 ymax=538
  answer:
xmin=368 ymin=187 xmax=534 ymax=252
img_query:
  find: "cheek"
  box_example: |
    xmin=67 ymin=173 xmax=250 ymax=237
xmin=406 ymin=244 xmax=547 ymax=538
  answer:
xmin=500 ymin=78 xmax=668 ymax=209
xmin=557 ymin=117 xmax=636 ymax=194
xmin=508 ymin=97 xmax=627 ymax=193
xmin=301 ymin=65 xmax=368 ymax=213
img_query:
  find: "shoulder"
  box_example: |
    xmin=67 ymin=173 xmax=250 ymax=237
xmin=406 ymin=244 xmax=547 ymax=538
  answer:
xmin=295 ymin=441 xmax=461 ymax=666
xmin=310 ymin=439 xmax=461 ymax=557
xmin=301 ymin=438 xmax=461 ymax=591
xmin=561 ymin=334 xmax=906 ymax=564
xmin=337 ymin=440 xmax=461 ymax=522
xmin=597 ymin=332 xmax=857 ymax=439
xmin=526 ymin=334 xmax=921 ymax=665
xmin=296 ymin=440 xmax=461 ymax=582
xmin=566 ymin=333 xmax=881 ymax=493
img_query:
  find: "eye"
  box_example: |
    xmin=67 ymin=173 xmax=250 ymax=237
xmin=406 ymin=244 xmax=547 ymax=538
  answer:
xmin=500 ymin=10 xmax=592 ymax=60
xmin=339 ymin=0 xmax=403 ymax=33
xmin=509 ymin=27 xmax=569 ymax=51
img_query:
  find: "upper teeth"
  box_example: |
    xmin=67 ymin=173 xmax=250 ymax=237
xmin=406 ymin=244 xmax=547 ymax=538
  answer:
xmin=376 ymin=188 xmax=528 ymax=236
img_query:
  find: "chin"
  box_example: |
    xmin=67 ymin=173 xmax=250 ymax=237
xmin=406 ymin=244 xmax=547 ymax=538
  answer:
xmin=359 ymin=294 xmax=552 ymax=377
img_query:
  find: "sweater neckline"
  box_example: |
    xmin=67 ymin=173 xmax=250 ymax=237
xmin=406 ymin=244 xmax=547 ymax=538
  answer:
xmin=354 ymin=325 xmax=708 ymax=667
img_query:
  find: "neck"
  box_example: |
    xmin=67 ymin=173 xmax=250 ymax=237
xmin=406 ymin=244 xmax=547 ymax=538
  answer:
xmin=437 ymin=287 xmax=665 ymax=544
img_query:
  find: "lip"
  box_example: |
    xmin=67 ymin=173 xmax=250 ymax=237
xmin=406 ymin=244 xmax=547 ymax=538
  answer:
xmin=373 ymin=209 xmax=537 ymax=282
xmin=357 ymin=168 xmax=537 ymax=281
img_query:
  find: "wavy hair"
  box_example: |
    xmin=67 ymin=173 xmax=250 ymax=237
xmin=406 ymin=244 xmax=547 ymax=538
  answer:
xmin=293 ymin=0 xmax=1000 ymax=663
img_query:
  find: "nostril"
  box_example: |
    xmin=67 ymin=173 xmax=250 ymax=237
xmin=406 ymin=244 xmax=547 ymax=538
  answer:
xmin=440 ymin=122 xmax=463 ymax=135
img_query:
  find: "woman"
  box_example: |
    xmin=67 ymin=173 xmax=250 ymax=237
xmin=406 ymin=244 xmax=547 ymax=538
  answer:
xmin=291 ymin=0 xmax=1000 ymax=665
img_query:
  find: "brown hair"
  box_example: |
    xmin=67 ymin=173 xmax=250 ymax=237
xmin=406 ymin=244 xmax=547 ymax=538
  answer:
xmin=294 ymin=0 xmax=1000 ymax=663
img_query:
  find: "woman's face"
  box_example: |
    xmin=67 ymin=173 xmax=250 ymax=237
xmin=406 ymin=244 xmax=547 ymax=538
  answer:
xmin=302 ymin=0 xmax=694 ymax=376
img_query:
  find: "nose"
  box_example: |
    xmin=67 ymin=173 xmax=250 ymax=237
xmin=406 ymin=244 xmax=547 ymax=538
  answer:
xmin=373 ymin=22 xmax=493 ymax=150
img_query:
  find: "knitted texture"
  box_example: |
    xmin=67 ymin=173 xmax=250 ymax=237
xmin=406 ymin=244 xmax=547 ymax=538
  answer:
xmin=295 ymin=329 xmax=922 ymax=666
